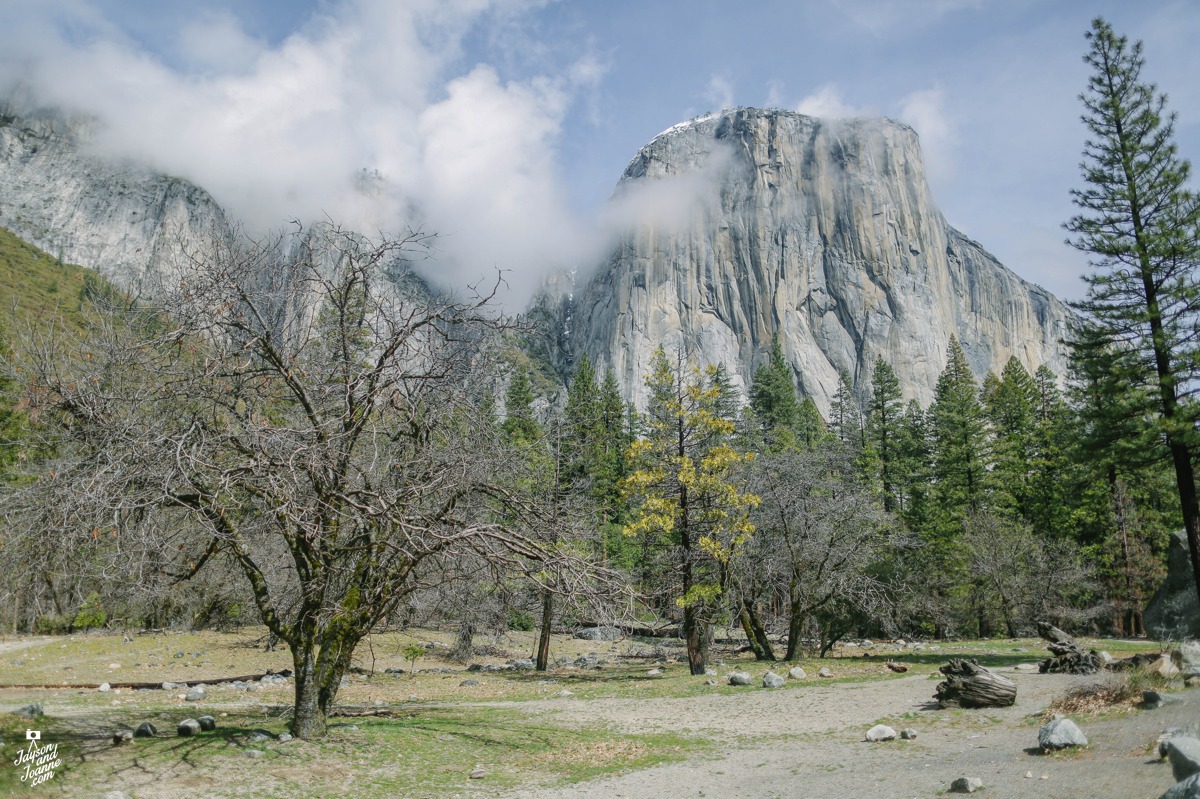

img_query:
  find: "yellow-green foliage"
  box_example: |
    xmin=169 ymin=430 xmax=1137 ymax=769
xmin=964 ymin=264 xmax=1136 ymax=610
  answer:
xmin=622 ymin=348 xmax=759 ymax=609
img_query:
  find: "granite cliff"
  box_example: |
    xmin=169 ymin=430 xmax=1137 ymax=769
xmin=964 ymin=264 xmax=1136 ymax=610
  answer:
xmin=0 ymin=102 xmax=1072 ymax=414
xmin=555 ymin=108 xmax=1073 ymax=412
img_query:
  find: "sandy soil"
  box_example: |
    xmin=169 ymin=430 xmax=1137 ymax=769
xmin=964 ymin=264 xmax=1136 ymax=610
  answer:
xmin=500 ymin=669 xmax=1193 ymax=799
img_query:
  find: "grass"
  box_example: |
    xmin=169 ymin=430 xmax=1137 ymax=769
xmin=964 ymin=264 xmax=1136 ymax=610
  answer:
xmin=0 ymin=226 xmax=98 ymax=340
xmin=0 ymin=628 xmax=1168 ymax=798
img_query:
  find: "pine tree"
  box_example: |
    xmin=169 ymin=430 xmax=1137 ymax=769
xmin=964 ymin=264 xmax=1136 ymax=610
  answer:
xmin=928 ymin=337 xmax=989 ymax=545
xmin=829 ymin=371 xmax=863 ymax=448
xmin=1066 ymin=17 xmax=1200 ymax=604
xmin=749 ymin=337 xmax=800 ymax=450
xmin=866 ymin=357 xmax=904 ymax=511
xmin=502 ymin=366 xmax=540 ymax=444
xmin=984 ymin=357 xmax=1038 ymax=518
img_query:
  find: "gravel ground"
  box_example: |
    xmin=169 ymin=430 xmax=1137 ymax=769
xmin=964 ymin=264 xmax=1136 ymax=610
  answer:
xmin=501 ymin=669 xmax=1194 ymax=799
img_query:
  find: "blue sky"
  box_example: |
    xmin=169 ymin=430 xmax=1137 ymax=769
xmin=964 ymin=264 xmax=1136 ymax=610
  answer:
xmin=1 ymin=0 xmax=1197 ymax=306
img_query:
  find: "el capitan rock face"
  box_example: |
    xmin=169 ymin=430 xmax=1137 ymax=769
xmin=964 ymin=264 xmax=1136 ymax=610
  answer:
xmin=559 ymin=107 xmax=1073 ymax=412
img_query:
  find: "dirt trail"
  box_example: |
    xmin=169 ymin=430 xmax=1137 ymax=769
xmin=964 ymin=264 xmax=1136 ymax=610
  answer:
xmin=501 ymin=670 xmax=1192 ymax=799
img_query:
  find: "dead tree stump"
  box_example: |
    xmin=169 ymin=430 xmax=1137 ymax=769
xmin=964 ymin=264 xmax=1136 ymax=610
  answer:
xmin=935 ymin=659 xmax=1017 ymax=708
xmin=1036 ymin=621 xmax=1102 ymax=675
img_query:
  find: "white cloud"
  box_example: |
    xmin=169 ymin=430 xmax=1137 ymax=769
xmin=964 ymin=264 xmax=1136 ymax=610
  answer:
xmin=0 ymin=0 xmax=596 ymax=308
xmin=795 ymin=83 xmax=868 ymax=119
xmin=897 ymin=87 xmax=955 ymax=182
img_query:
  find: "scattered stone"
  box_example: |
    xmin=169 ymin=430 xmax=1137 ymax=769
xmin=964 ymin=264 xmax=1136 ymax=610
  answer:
xmin=1145 ymin=690 xmax=1180 ymax=709
xmin=1151 ymin=655 xmax=1182 ymax=679
xmin=278 ymin=733 xmax=293 ymax=742
xmin=247 ymin=730 xmax=273 ymax=743
xmin=556 ymin=690 xmax=574 ymax=697
xmin=1180 ymin=641 xmax=1200 ymax=676
xmin=865 ymin=724 xmax=897 ymax=742
xmin=459 ymin=679 xmax=480 ymax=687
xmin=469 ymin=767 xmax=487 ymax=779
xmin=98 ymin=682 xmax=111 ymax=692
xmin=174 ymin=651 xmax=185 ymax=658
xmin=134 ymin=722 xmax=157 ymax=738
xmin=185 ymin=685 xmax=207 ymax=702
xmin=950 ymin=776 xmax=984 ymax=793
xmin=1013 ymin=663 xmax=1040 ymax=672
xmin=1188 ymin=675 xmax=1200 ymax=688
xmin=704 ymin=679 xmax=716 ymax=686
xmin=817 ymin=667 xmax=833 ymax=678
xmin=243 ymin=749 xmax=265 ymax=759
xmin=1161 ymin=773 xmax=1200 ymax=799
xmin=161 ymin=682 xmax=178 ymax=690
xmin=111 ymin=728 xmax=134 ymax=745
xmin=862 ymin=640 xmax=873 ymax=647
xmin=1166 ymin=736 xmax=1200 ymax=782
xmin=788 ymin=666 xmax=807 ymax=680
xmin=197 ymin=716 xmax=216 ymax=731
xmin=646 ymin=668 xmax=664 ymax=677
xmin=177 ymin=719 xmax=201 ymax=737
xmin=573 ymin=626 xmax=622 ymax=641
xmin=901 ymin=728 xmax=918 ymax=740
xmin=705 ymin=668 xmax=717 ymax=676
xmin=728 ymin=672 xmax=752 ymax=686
xmin=1025 ymin=771 xmax=1033 ymax=778
xmin=763 ymin=672 xmax=786 ymax=689
xmin=1039 ymin=717 xmax=1088 ymax=750
xmin=1098 ymin=650 xmax=1113 ymax=664
xmin=895 ymin=639 xmax=907 ymax=647
xmin=511 ymin=659 xmax=534 ymax=670
xmin=16 ymin=704 xmax=44 ymax=717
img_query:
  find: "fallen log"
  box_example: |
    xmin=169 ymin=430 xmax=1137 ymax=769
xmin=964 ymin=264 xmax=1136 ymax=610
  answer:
xmin=1036 ymin=621 xmax=1102 ymax=675
xmin=0 ymin=669 xmax=293 ymax=691
xmin=935 ymin=659 xmax=1017 ymax=708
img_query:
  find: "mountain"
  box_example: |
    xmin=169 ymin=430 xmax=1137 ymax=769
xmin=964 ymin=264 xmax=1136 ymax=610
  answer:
xmin=0 ymin=102 xmax=1073 ymax=414
xmin=0 ymin=102 xmax=231 ymax=290
xmin=551 ymin=108 xmax=1073 ymax=413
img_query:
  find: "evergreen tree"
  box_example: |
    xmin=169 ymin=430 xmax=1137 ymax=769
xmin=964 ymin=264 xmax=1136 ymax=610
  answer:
xmin=829 ymin=371 xmax=863 ymax=448
xmin=985 ymin=357 xmax=1038 ymax=518
xmin=894 ymin=399 xmax=931 ymax=531
xmin=502 ymin=366 xmax=540 ymax=444
xmin=928 ymin=337 xmax=989 ymax=545
xmin=563 ymin=354 xmax=600 ymax=483
xmin=795 ymin=396 xmax=827 ymax=450
xmin=749 ymin=337 xmax=800 ymax=450
xmin=866 ymin=357 xmax=904 ymax=511
xmin=1066 ymin=17 xmax=1200 ymax=603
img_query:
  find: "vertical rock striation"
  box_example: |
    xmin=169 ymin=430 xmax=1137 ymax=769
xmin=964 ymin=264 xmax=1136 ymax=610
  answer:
xmin=565 ymin=108 xmax=1073 ymax=412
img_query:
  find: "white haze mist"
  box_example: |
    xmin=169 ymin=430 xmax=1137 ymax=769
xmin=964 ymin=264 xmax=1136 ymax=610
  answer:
xmin=0 ymin=0 xmax=708 ymax=308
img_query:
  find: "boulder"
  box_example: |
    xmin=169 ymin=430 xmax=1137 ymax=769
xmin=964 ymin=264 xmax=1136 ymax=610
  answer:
xmin=1181 ymin=641 xmax=1200 ymax=676
xmin=185 ymin=685 xmax=207 ymax=702
xmin=197 ymin=716 xmax=217 ymax=731
xmin=1038 ymin=717 xmax=1087 ymax=750
xmin=817 ymin=667 xmax=833 ymax=678
xmin=1146 ymin=531 xmax=1200 ymax=640
xmin=134 ymin=721 xmax=157 ymax=738
xmin=1162 ymin=774 xmax=1200 ymax=799
xmin=1167 ymin=736 xmax=1200 ymax=782
xmin=111 ymin=728 xmax=134 ymax=745
xmin=762 ymin=672 xmax=785 ymax=689
xmin=901 ymin=728 xmax=918 ymax=740
xmin=788 ymin=666 xmax=807 ymax=680
xmin=950 ymin=777 xmax=984 ymax=793
xmin=98 ymin=682 xmax=111 ymax=692
xmin=177 ymin=719 xmax=201 ymax=737
xmin=728 ymin=672 xmax=752 ymax=686
xmin=15 ymin=704 xmax=43 ymax=717
xmin=459 ymin=679 xmax=480 ymax=687
xmin=865 ymin=725 xmax=897 ymax=742
xmin=646 ymin=668 xmax=664 ymax=677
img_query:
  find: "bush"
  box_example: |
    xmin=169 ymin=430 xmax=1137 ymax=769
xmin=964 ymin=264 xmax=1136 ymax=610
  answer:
xmin=34 ymin=614 xmax=72 ymax=634
xmin=73 ymin=593 xmax=107 ymax=630
xmin=507 ymin=609 xmax=535 ymax=631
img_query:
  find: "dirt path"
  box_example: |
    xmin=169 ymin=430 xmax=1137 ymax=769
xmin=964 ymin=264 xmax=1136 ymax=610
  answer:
xmin=501 ymin=670 xmax=1192 ymax=799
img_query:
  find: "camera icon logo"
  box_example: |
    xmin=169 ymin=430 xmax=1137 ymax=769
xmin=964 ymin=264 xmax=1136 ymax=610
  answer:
xmin=26 ymin=729 xmax=41 ymax=741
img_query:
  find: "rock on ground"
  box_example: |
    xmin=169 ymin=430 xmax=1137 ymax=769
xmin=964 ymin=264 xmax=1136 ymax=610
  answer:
xmin=950 ymin=776 xmax=983 ymax=793
xmin=1167 ymin=736 xmax=1200 ymax=782
xmin=762 ymin=672 xmax=785 ymax=689
xmin=788 ymin=666 xmax=806 ymax=680
xmin=1038 ymin=717 xmax=1087 ymax=750
xmin=865 ymin=724 xmax=896 ymax=742
xmin=728 ymin=672 xmax=752 ymax=686
xmin=573 ymin=626 xmax=622 ymax=641
xmin=1163 ymin=773 xmax=1200 ymax=799
xmin=177 ymin=719 xmax=201 ymax=737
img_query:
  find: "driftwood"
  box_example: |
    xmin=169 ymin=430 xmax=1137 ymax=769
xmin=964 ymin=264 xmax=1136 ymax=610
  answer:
xmin=885 ymin=662 xmax=908 ymax=673
xmin=0 ymin=669 xmax=293 ymax=691
xmin=935 ymin=659 xmax=1017 ymax=708
xmin=1036 ymin=621 xmax=1102 ymax=675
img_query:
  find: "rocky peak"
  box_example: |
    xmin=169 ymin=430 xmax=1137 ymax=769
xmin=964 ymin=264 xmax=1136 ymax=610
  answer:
xmin=561 ymin=107 xmax=1072 ymax=413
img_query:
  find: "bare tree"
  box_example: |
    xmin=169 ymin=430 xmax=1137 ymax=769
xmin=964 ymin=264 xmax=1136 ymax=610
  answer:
xmin=5 ymin=224 xmax=553 ymax=739
xmin=745 ymin=444 xmax=903 ymax=660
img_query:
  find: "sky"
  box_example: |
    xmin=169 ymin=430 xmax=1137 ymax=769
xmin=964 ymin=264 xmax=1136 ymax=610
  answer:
xmin=0 ymin=0 xmax=1197 ymax=307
